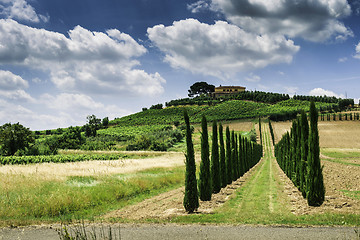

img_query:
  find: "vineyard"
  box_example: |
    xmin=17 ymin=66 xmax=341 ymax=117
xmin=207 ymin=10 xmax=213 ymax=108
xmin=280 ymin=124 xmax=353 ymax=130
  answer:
xmin=0 ymin=152 xmax=129 ymax=165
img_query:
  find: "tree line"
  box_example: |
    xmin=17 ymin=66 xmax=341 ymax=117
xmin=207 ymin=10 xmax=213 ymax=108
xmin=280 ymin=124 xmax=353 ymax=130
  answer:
xmin=274 ymin=102 xmax=325 ymax=206
xmin=183 ymin=111 xmax=263 ymax=213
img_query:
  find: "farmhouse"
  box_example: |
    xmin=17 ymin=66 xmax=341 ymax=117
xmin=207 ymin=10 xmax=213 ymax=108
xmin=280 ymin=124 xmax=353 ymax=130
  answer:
xmin=211 ymin=85 xmax=246 ymax=98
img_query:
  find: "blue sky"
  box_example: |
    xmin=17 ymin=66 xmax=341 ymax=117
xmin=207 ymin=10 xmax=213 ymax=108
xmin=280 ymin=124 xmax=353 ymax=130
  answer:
xmin=1 ymin=0 xmax=360 ymax=130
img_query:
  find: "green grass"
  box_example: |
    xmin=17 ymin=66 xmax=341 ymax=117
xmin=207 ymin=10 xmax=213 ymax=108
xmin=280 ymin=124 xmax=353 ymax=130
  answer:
xmin=0 ymin=166 xmax=185 ymax=227
xmin=321 ymin=149 xmax=360 ymax=159
xmin=341 ymin=190 xmax=360 ymax=200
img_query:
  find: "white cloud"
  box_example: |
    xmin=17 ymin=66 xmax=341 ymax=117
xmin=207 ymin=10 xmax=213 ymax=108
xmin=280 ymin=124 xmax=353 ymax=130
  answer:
xmin=210 ymin=0 xmax=353 ymax=42
xmin=148 ymin=19 xmax=299 ymax=79
xmin=0 ymin=19 xmax=165 ymax=96
xmin=0 ymin=70 xmax=34 ymax=102
xmin=0 ymin=0 xmax=48 ymax=23
xmin=309 ymin=88 xmax=344 ymax=98
xmin=187 ymin=0 xmax=211 ymax=13
xmin=338 ymin=57 xmax=348 ymax=62
xmin=0 ymin=70 xmax=28 ymax=90
xmin=354 ymin=42 xmax=360 ymax=59
xmin=284 ymin=86 xmax=298 ymax=96
xmin=245 ymin=73 xmax=261 ymax=82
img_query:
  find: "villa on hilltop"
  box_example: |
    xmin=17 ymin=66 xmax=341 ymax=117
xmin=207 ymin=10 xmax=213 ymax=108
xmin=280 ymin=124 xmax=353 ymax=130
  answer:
xmin=211 ymin=85 xmax=246 ymax=98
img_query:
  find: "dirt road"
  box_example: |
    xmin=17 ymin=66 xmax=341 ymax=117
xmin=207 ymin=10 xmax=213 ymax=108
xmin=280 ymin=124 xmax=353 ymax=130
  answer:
xmin=1 ymin=224 xmax=358 ymax=240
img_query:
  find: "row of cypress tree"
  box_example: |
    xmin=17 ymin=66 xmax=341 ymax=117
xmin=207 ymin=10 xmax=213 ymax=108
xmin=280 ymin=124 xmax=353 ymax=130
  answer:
xmin=184 ymin=110 xmax=263 ymax=212
xmin=274 ymin=102 xmax=325 ymax=206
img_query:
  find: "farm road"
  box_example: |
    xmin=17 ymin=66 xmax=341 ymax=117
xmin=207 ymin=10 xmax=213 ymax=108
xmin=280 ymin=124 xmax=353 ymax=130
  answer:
xmin=0 ymin=224 xmax=358 ymax=240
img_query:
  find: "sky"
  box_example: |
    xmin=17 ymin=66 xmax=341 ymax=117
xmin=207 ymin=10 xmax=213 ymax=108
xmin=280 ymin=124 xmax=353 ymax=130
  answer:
xmin=1 ymin=0 xmax=360 ymax=130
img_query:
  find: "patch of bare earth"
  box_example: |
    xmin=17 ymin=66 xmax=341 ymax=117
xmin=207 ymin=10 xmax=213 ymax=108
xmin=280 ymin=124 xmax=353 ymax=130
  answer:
xmin=104 ymin=160 xmax=263 ymax=221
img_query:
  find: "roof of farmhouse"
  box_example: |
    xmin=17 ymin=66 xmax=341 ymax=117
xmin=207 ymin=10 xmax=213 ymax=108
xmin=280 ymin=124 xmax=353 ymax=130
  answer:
xmin=215 ymin=86 xmax=246 ymax=89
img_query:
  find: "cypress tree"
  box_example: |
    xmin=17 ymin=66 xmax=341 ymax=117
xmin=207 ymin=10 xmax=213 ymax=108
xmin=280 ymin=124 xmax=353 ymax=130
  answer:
xmin=299 ymin=110 xmax=309 ymax=198
xmin=307 ymin=101 xmax=325 ymax=206
xmin=198 ymin=115 xmax=212 ymax=201
xmin=211 ymin=121 xmax=221 ymax=194
xmin=183 ymin=110 xmax=199 ymax=213
xmin=259 ymin=117 xmax=262 ymax=145
xmin=238 ymin=135 xmax=244 ymax=176
xmin=225 ymin=126 xmax=232 ymax=184
xmin=231 ymin=131 xmax=238 ymax=181
xmin=219 ymin=123 xmax=226 ymax=188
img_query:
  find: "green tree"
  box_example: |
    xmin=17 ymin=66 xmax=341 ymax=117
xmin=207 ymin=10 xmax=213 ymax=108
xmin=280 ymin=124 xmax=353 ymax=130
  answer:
xmin=231 ymin=131 xmax=238 ymax=181
xmin=0 ymin=123 xmax=35 ymax=156
xmin=307 ymin=101 xmax=325 ymax=206
xmin=183 ymin=110 xmax=199 ymax=213
xmin=219 ymin=123 xmax=226 ymax=188
xmin=225 ymin=126 xmax=232 ymax=184
xmin=299 ymin=110 xmax=309 ymax=197
xmin=85 ymin=115 xmax=101 ymax=137
xmin=199 ymin=115 xmax=212 ymax=201
xmin=188 ymin=82 xmax=215 ymax=97
xmin=211 ymin=121 xmax=221 ymax=194
xmin=102 ymin=117 xmax=109 ymax=128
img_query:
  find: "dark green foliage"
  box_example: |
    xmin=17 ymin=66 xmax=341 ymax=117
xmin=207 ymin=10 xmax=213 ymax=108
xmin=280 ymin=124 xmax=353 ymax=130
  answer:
xmin=85 ymin=115 xmax=101 ymax=137
xmin=219 ymin=123 xmax=227 ymax=188
xmin=126 ymin=126 xmax=184 ymax=151
xmin=299 ymin=110 xmax=309 ymax=197
xmin=0 ymin=122 xmax=35 ymax=156
xmin=307 ymin=101 xmax=325 ymax=206
xmin=198 ymin=115 xmax=212 ymax=201
xmin=211 ymin=121 xmax=221 ymax=193
xmin=268 ymin=119 xmax=275 ymax=146
xmin=150 ymin=103 xmax=163 ymax=110
xmin=102 ymin=117 xmax=109 ymax=128
xmin=188 ymin=81 xmax=215 ymax=97
xmin=275 ymin=102 xmax=325 ymax=207
xmin=183 ymin=110 xmax=199 ymax=213
xmin=258 ymin=118 xmax=262 ymax=145
xmin=225 ymin=126 xmax=232 ymax=184
xmin=238 ymin=135 xmax=245 ymax=176
xmin=231 ymin=131 xmax=237 ymax=181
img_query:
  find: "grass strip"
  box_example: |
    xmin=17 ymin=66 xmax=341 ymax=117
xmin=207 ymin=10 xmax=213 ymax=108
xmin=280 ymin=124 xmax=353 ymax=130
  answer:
xmin=0 ymin=166 xmax=185 ymax=227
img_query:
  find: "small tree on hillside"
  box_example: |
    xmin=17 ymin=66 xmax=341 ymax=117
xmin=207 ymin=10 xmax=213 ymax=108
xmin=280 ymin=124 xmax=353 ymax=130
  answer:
xmin=219 ymin=123 xmax=227 ymax=188
xmin=211 ymin=121 xmax=221 ymax=194
xmin=198 ymin=115 xmax=212 ymax=201
xmin=0 ymin=122 xmax=35 ymax=156
xmin=183 ymin=110 xmax=199 ymax=213
xmin=307 ymin=101 xmax=325 ymax=206
xmin=188 ymin=82 xmax=215 ymax=97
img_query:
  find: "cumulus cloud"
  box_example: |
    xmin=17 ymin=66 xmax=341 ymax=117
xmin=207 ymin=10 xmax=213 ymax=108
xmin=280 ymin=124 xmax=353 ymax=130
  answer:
xmin=245 ymin=73 xmax=261 ymax=82
xmin=0 ymin=0 xmax=48 ymax=23
xmin=354 ymin=42 xmax=360 ymax=59
xmin=210 ymin=0 xmax=353 ymax=42
xmin=309 ymin=88 xmax=344 ymax=98
xmin=148 ymin=19 xmax=299 ymax=79
xmin=187 ymin=0 xmax=211 ymax=13
xmin=0 ymin=19 xmax=165 ymax=96
xmin=0 ymin=70 xmax=34 ymax=101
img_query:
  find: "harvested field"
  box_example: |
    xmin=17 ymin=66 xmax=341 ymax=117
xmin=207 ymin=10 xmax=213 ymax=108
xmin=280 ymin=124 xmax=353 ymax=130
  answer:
xmin=0 ymin=152 xmax=188 ymax=181
xmin=272 ymin=121 xmax=360 ymax=148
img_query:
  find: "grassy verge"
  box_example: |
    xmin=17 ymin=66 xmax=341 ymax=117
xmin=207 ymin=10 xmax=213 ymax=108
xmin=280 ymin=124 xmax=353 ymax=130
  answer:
xmin=0 ymin=166 xmax=184 ymax=227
